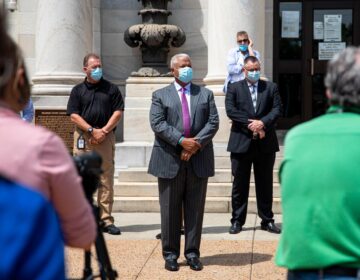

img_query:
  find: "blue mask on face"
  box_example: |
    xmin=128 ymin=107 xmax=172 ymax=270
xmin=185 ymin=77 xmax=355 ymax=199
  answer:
xmin=90 ymin=67 xmax=103 ymax=81
xmin=178 ymin=66 xmax=193 ymax=84
xmin=239 ymin=44 xmax=248 ymax=52
xmin=247 ymin=70 xmax=261 ymax=82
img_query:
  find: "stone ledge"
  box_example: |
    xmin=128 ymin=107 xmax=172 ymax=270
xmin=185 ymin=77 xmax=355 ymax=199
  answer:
xmin=114 ymin=182 xmax=281 ymax=197
xmin=117 ymin=168 xmax=279 ymax=183
xmin=112 ymin=197 xmax=282 ymax=213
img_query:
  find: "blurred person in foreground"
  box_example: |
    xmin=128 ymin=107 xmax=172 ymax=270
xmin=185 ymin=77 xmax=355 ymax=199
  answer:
xmin=0 ymin=11 xmax=96 ymax=250
xmin=0 ymin=175 xmax=65 ymax=279
xmin=276 ymin=46 xmax=360 ymax=280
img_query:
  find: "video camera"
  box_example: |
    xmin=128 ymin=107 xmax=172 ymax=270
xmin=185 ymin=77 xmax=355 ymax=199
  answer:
xmin=73 ymin=151 xmax=102 ymax=204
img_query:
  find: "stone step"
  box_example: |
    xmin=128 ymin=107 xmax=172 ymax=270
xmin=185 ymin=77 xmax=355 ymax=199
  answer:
xmin=112 ymin=196 xmax=282 ymax=214
xmin=114 ymin=182 xmax=281 ymax=198
xmin=117 ymin=168 xmax=280 ymax=183
xmin=115 ymin=141 xmax=284 ymax=169
xmin=215 ymin=156 xmax=283 ymax=169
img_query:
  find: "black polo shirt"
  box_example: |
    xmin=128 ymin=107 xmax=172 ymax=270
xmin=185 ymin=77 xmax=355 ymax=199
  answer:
xmin=67 ymin=78 xmax=124 ymax=129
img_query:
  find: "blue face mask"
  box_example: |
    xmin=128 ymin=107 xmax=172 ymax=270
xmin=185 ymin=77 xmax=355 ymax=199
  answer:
xmin=90 ymin=67 xmax=103 ymax=81
xmin=178 ymin=66 xmax=193 ymax=84
xmin=246 ymin=70 xmax=261 ymax=82
xmin=239 ymin=44 xmax=248 ymax=52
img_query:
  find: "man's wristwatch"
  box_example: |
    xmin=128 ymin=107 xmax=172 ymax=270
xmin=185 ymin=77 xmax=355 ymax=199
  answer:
xmin=87 ymin=127 xmax=93 ymax=134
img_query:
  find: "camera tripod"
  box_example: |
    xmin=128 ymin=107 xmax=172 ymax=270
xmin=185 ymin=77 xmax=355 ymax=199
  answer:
xmin=82 ymin=205 xmax=118 ymax=280
xmin=73 ymin=151 xmax=118 ymax=279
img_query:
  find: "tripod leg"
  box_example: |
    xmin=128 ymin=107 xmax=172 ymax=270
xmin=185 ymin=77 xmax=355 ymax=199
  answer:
xmin=95 ymin=227 xmax=118 ymax=280
xmin=83 ymin=251 xmax=93 ymax=280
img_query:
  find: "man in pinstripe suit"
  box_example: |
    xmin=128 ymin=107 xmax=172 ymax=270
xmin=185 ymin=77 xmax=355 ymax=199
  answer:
xmin=148 ymin=53 xmax=219 ymax=271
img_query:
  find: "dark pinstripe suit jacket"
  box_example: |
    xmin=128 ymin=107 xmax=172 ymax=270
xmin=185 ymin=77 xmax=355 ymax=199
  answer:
xmin=148 ymin=83 xmax=219 ymax=179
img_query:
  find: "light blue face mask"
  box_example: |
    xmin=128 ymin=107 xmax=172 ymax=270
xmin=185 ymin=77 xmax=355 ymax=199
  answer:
xmin=246 ymin=70 xmax=260 ymax=82
xmin=178 ymin=66 xmax=193 ymax=84
xmin=239 ymin=44 xmax=248 ymax=52
xmin=90 ymin=67 xmax=103 ymax=81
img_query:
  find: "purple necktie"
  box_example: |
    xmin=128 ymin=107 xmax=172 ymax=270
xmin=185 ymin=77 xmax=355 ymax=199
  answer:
xmin=180 ymin=87 xmax=191 ymax=137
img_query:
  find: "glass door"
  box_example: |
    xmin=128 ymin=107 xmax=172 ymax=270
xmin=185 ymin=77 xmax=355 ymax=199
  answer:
xmin=274 ymin=0 xmax=360 ymax=129
xmin=274 ymin=1 xmax=303 ymax=128
xmin=304 ymin=2 xmax=354 ymax=119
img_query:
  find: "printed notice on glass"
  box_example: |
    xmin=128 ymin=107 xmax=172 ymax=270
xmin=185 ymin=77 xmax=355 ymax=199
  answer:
xmin=318 ymin=42 xmax=346 ymax=60
xmin=314 ymin=22 xmax=324 ymax=40
xmin=281 ymin=11 xmax=300 ymax=38
xmin=324 ymin=15 xmax=342 ymax=41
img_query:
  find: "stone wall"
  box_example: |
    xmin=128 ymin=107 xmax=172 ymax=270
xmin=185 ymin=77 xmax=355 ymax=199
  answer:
xmin=5 ymin=0 xmax=274 ymax=88
xmin=100 ymin=0 xmax=208 ymax=90
xmin=6 ymin=0 xmax=37 ymax=79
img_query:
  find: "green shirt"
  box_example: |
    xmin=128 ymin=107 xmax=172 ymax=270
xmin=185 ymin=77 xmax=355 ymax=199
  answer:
xmin=276 ymin=106 xmax=360 ymax=269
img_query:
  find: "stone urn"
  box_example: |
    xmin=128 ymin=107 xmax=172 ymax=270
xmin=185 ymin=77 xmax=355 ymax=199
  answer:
xmin=124 ymin=0 xmax=186 ymax=76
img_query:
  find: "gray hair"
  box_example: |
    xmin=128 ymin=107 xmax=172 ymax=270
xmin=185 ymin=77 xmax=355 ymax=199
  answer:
xmin=324 ymin=46 xmax=360 ymax=107
xmin=170 ymin=53 xmax=191 ymax=69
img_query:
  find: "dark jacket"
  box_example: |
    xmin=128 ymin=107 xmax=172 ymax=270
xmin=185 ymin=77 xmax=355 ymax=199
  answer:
xmin=148 ymin=83 xmax=219 ymax=179
xmin=225 ymin=79 xmax=282 ymax=153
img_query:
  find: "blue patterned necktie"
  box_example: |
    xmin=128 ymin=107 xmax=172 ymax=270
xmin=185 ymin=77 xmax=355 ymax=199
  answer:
xmin=250 ymin=84 xmax=257 ymax=111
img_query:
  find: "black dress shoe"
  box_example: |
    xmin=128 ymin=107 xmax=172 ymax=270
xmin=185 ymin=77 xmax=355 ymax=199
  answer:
xmin=165 ymin=259 xmax=179 ymax=271
xmin=261 ymin=222 xmax=281 ymax=234
xmin=187 ymin=257 xmax=203 ymax=271
xmin=103 ymin=224 xmax=121 ymax=235
xmin=229 ymin=221 xmax=242 ymax=234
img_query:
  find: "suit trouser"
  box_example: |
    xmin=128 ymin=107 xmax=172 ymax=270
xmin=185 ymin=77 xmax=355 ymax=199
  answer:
xmin=230 ymin=141 xmax=275 ymax=225
xmin=158 ymin=161 xmax=208 ymax=261
xmin=73 ymin=130 xmax=115 ymax=226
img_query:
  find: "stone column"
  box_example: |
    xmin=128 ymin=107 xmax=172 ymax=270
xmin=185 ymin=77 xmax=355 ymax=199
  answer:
xmin=32 ymin=0 xmax=93 ymax=107
xmin=204 ymin=0 xmax=265 ymax=94
xmin=204 ymin=0 xmax=265 ymax=142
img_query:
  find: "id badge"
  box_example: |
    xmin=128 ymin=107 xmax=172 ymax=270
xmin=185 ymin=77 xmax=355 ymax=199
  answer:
xmin=77 ymin=135 xmax=85 ymax=150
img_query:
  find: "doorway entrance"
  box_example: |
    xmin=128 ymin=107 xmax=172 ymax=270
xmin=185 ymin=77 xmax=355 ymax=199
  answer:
xmin=273 ymin=0 xmax=360 ymax=128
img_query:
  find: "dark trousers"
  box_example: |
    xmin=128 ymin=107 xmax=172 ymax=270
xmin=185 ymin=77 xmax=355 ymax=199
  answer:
xmin=230 ymin=141 xmax=275 ymax=225
xmin=158 ymin=162 xmax=207 ymax=261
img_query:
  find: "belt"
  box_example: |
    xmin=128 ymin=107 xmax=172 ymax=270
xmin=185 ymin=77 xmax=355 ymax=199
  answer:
xmin=293 ymin=266 xmax=359 ymax=277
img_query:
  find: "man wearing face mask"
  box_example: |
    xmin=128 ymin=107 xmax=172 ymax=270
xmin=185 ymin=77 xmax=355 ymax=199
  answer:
xmin=223 ymin=31 xmax=261 ymax=93
xmin=148 ymin=53 xmax=219 ymax=272
xmin=67 ymin=53 xmax=124 ymax=235
xmin=225 ymin=56 xmax=282 ymax=235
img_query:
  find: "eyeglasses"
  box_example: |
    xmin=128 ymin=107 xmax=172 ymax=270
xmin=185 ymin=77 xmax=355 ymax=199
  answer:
xmin=237 ymin=39 xmax=249 ymax=44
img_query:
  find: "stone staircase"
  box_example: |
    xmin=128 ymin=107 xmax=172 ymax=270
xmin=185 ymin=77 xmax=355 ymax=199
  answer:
xmin=112 ymin=143 xmax=284 ymax=214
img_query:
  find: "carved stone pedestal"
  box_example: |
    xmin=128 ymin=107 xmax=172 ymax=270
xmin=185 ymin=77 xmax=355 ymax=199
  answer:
xmin=114 ymin=77 xmax=173 ymax=169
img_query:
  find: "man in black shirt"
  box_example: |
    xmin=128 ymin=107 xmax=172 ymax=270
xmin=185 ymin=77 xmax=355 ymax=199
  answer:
xmin=67 ymin=53 xmax=124 ymax=235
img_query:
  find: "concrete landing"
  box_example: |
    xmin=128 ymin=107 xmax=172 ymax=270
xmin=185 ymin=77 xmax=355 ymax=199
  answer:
xmin=65 ymin=213 xmax=286 ymax=280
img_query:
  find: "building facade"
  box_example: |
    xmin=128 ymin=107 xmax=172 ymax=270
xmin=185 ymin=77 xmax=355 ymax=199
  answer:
xmin=2 ymin=1 xmax=360 ymax=210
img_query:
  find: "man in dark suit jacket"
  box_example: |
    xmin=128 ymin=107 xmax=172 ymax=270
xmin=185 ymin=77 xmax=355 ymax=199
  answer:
xmin=225 ymin=56 xmax=282 ymax=235
xmin=148 ymin=53 xmax=219 ymax=272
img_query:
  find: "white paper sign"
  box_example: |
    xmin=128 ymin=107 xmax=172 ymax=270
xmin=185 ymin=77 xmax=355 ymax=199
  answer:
xmin=314 ymin=22 xmax=324 ymax=40
xmin=281 ymin=11 xmax=300 ymax=38
xmin=324 ymin=15 xmax=342 ymax=42
xmin=319 ymin=42 xmax=346 ymax=60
